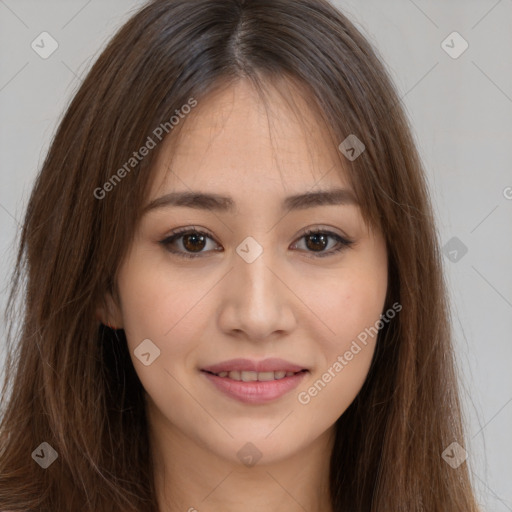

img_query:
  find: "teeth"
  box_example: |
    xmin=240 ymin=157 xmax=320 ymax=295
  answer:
xmin=214 ymin=370 xmax=300 ymax=381
xmin=256 ymin=371 xmax=274 ymax=381
xmin=241 ymin=371 xmax=258 ymax=382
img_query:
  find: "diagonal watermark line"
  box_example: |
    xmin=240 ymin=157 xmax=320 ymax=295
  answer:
xmin=0 ymin=61 xmax=29 ymax=93
xmin=0 ymin=0 xmax=29 ymax=28
xmin=472 ymin=0 xmax=503 ymax=29
xmin=61 ymin=0 xmax=93 ymax=29
xmin=401 ymin=61 xmax=439 ymax=101
xmin=455 ymin=310 xmax=470 ymax=346
xmin=472 ymin=395 xmax=512 ymax=439
xmin=264 ymin=264 xmax=336 ymax=335
xmin=0 ymin=202 xmax=20 ymax=228
xmin=471 ymin=265 xmax=512 ymax=308
xmin=265 ymin=410 xmax=294 ymax=438
xmin=470 ymin=204 xmax=499 ymax=233
xmin=407 ymin=0 xmax=439 ymax=28
xmin=163 ymin=267 xmax=234 ymax=337
xmin=472 ymin=60 xmax=512 ymax=104
xmin=265 ymin=471 xmax=309 ymax=511
xmin=385 ymin=61 xmax=440 ymax=117
xmin=61 ymin=60 xmax=83 ymax=83
xmin=200 ymin=470 xmax=235 ymax=503
xmin=472 ymin=471 xmax=512 ymax=511
xmin=162 ymin=367 xmax=234 ymax=438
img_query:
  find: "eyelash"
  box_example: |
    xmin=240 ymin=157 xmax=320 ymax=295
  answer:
xmin=159 ymin=226 xmax=354 ymax=259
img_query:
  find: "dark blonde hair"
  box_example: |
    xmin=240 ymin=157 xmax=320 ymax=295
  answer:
xmin=0 ymin=0 xmax=480 ymax=510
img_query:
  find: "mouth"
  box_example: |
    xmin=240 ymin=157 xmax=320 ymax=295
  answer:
xmin=199 ymin=358 xmax=310 ymax=404
xmin=200 ymin=364 xmax=309 ymax=404
xmin=201 ymin=369 xmax=308 ymax=382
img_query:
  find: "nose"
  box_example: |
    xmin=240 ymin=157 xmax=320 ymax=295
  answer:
xmin=217 ymin=246 xmax=297 ymax=341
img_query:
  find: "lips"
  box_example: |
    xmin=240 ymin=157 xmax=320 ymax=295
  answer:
xmin=201 ymin=357 xmax=307 ymax=374
xmin=201 ymin=368 xmax=308 ymax=404
xmin=200 ymin=358 xmax=310 ymax=404
xmin=206 ymin=369 xmax=306 ymax=382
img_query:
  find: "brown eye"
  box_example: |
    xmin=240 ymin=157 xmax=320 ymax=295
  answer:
xmin=181 ymin=232 xmax=207 ymax=252
xmin=304 ymin=232 xmax=329 ymax=252
xmin=292 ymin=229 xmax=354 ymax=258
xmin=160 ymin=228 xmax=220 ymax=259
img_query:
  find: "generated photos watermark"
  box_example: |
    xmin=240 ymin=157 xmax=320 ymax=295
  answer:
xmin=297 ymin=301 xmax=402 ymax=405
xmin=93 ymin=97 xmax=197 ymax=200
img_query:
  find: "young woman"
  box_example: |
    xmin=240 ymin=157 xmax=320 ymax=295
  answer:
xmin=0 ymin=0 xmax=481 ymax=510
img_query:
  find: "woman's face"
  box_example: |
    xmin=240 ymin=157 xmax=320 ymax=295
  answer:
xmin=107 ymin=79 xmax=388 ymax=466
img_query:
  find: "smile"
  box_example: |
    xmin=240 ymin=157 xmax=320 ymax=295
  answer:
xmin=201 ymin=369 xmax=309 ymax=404
xmin=204 ymin=369 xmax=306 ymax=381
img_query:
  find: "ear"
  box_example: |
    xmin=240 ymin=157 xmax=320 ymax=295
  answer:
xmin=95 ymin=291 xmax=123 ymax=329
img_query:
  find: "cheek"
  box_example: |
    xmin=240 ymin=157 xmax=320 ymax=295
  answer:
xmin=117 ymin=251 xmax=197 ymax=344
xmin=310 ymin=263 xmax=387 ymax=351
xmin=296 ymin=348 xmax=375 ymax=433
xmin=296 ymin=258 xmax=386 ymax=418
xmin=299 ymin=229 xmax=387 ymax=344
xmin=295 ymin=291 xmax=382 ymax=425
xmin=116 ymin=251 xmax=210 ymax=390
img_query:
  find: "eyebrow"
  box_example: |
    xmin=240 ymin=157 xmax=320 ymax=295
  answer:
xmin=142 ymin=187 xmax=358 ymax=215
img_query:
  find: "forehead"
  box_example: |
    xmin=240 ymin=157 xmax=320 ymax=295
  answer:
xmin=149 ymin=78 xmax=351 ymax=198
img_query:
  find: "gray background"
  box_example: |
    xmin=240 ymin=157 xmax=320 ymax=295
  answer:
xmin=1 ymin=1 xmax=511 ymax=509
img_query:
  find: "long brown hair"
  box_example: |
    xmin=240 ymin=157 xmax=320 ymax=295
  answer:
xmin=0 ymin=0 xmax=480 ymax=510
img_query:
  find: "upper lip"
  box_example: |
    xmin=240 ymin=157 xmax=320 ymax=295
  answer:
xmin=201 ymin=358 xmax=308 ymax=374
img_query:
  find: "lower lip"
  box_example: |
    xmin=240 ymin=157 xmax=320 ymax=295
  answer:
xmin=201 ymin=370 xmax=308 ymax=404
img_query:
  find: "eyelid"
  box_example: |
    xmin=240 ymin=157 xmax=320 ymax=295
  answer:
xmin=297 ymin=225 xmax=352 ymax=242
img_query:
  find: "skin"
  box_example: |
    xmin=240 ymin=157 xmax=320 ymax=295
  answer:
xmin=98 ymin=78 xmax=388 ymax=512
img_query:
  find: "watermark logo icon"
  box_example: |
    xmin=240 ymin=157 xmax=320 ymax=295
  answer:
xmin=31 ymin=32 xmax=59 ymax=59
xmin=236 ymin=236 xmax=263 ymax=263
xmin=442 ymin=441 xmax=468 ymax=469
xmin=237 ymin=442 xmax=262 ymax=467
xmin=441 ymin=31 xmax=469 ymax=59
xmin=32 ymin=442 xmax=58 ymax=469
xmin=338 ymin=134 xmax=365 ymax=161
xmin=134 ymin=338 xmax=161 ymax=366
xmin=442 ymin=236 xmax=468 ymax=263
